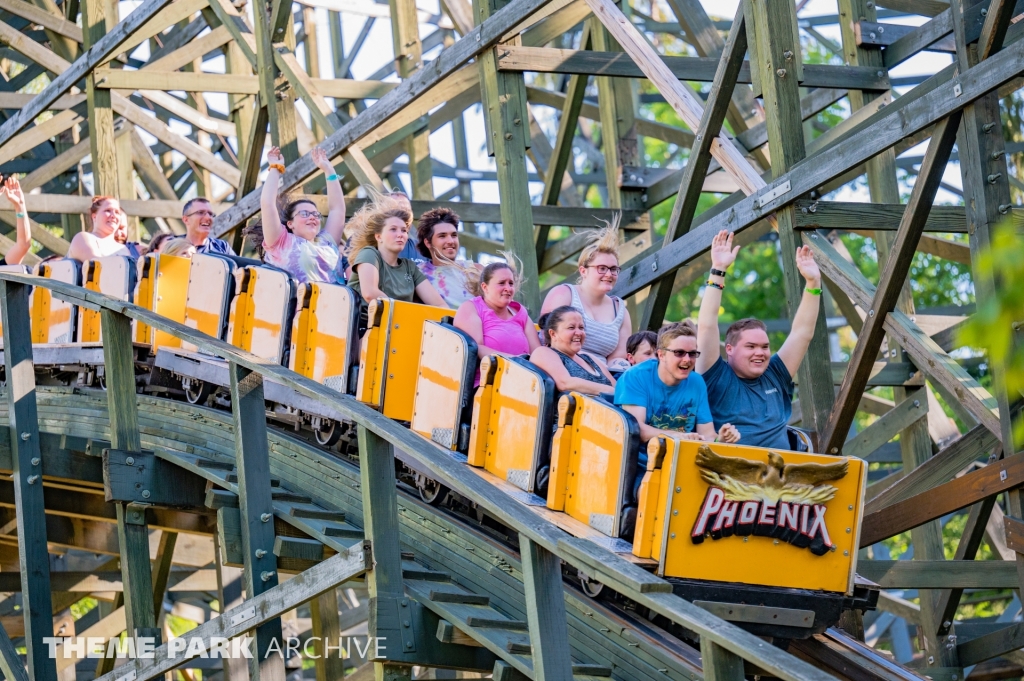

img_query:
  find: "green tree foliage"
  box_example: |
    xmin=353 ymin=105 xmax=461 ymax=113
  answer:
xmin=957 ymin=222 xmax=1024 ymax=446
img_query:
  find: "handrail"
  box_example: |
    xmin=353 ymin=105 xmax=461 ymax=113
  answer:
xmin=0 ymin=271 xmax=836 ymax=681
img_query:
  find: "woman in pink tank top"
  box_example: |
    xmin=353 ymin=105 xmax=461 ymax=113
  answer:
xmin=453 ymin=260 xmax=540 ymax=380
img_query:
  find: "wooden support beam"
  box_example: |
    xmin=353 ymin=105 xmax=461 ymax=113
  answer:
xmin=0 ymin=279 xmax=56 ymax=681
xmin=520 ymin=537 xmax=572 ymax=681
xmin=934 ymin=495 xmax=997 ymax=635
xmin=0 ymin=0 xmax=175 ymax=146
xmin=391 ymin=0 xmax=432 ymax=200
xmin=641 ymin=8 xmax=747 ymax=331
xmin=700 ymin=637 xmax=745 ymax=681
xmin=474 ymin=0 xmax=540 ymax=310
xmin=958 ymin=623 xmax=1024 ymax=667
xmin=842 ymin=394 xmax=928 ymax=460
xmin=859 ymin=557 xmax=1020 ymax=588
xmin=310 ymin=588 xmax=346 ymax=681
xmin=804 ymin=233 xmax=1002 ymax=438
xmin=820 ymin=112 xmax=962 ymax=455
xmin=228 ymin=362 xmax=286 ymax=681
xmin=860 ymin=449 xmax=1024 ymax=546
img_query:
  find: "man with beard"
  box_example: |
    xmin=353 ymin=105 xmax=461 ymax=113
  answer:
xmin=414 ymin=206 xmax=481 ymax=309
xmin=695 ymin=230 xmax=822 ymax=449
xmin=180 ymin=198 xmax=234 ymax=255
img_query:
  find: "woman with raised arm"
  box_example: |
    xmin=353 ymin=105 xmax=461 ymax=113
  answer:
xmin=454 ymin=258 xmax=540 ymax=367
xmin=258 ymin=146 xmax=346 ymax=283
xmin=67 ymin=196 xmax=131 ymax=262
xmin=540 ymin=221 xmax=631 ymax=372
xmin=347 ymin=193 xmax=446 ymax=306
xmin=0 ymin=176 xmax=31 ymax=266
xmin=530 ymin=306 xmax=615 ymax=397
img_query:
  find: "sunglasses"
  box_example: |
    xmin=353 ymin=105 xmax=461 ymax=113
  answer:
xmin=664 ymin=349 xmax=701 ymax=359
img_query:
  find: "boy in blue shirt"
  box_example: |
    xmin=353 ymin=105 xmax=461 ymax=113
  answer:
xmin=615 ymin=321 xmax=740 ymax=447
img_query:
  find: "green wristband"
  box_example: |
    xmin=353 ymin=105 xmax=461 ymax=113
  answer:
xmin=805 ymin=287 xmax=822 ymax=295
xmin=15 ymin=212 xmax=26 ymax=218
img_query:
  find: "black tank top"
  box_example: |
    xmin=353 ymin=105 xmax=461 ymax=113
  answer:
xmin=553 ymin=349 xmax=612 ymax=387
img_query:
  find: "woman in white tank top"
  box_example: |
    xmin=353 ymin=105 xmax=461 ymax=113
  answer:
xmin=540 ymin=222 xmax=632 ymax=371
xmin=68 ymin=196 xmax=131 ymax=262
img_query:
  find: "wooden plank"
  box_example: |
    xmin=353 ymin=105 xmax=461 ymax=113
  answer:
xmin=820 ymin=113 xmax=962 ymax=455
xmin=865 ymin=424 xmax=999 ymax=514
xmin=1004 ymin=515 xmax=1024 ymax=554
xmin=91 ymin=547 xmax=370 ymax=681
xmin=791 ymin=201 xmax=1024 ymax=233
xmin=0 ymin=279 xmax=55 ymax=681
xmin=494 ymin=46 xmax=890 ymax=90
xmin=0 ymin=0 xmax=175 ymax=146
xmin=804 ymin=233 xmax=1002 ymax=438
xmin=859 ymin=558 xmax=1019 ymax=588
xmin=958 ymin=623 xmax=1024 ymax=667
xmin=0 ymin=623 xmax=29 ymax=681
xmin=640 ymin=8 xmax=747 ymax=330
xmin=0 ymin=108 xmax=83 ymax=167
xmin=0 ymin=0 xmax=83 ymax=42
xmin=228 ymin=362 xmax=286 ymax=681
xmin=843 ymin=395 xmax=928 ymax=460
xmin=700 ymin=638 xmax=744 ymax=681
xmin=520 ymin=537 xmax=573 ymax=681
xmin=860 ymin=450 xmax=1024 ymax=546
xmin=211 ymin=0 xmax=561 ymax=233
xmin=935 ymin=496 xmax=997 ymax=635
xmin=611 ymin=39 xmax=1024 ymax=299
xmin=95 ymin=68 xmax=261 ymax=93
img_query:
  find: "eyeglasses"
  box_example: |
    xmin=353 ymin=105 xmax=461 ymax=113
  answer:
xmin=664 ymin=349 xmax=701 ymax=359
xmin=294 ymin=210 xmax=322 ymax=220
xmin=586 ymin=265 xmax=621 ymax=276
xmin=185 ymin=210 xmax=216 ymax=219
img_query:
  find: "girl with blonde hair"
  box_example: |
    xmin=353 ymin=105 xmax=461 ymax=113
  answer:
xmin=347 ymin=191 xmax=445 ymax=306
xmin=540 ymin=217 xmax=631 ymax=371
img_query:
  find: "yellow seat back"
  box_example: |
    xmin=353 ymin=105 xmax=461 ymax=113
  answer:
xmin=31 ymin=259 xmax=80 ymax=344
xmin=150 ymin=254 xmax=192 ymax=352
xmin=134 ymin=254 xmax=157 ymax=346
xmin=182 ymin=253 xmax=236 ymax=351
xmin=247 ymin=267 xmax=295 ymax=364
xmin=545 ymin=392 xmax=639 ymax=538
xmin=467 ymin=355 xmax=556 ymax=495
xmin=648 ymin=438 xmax=865 ymax=595
xmin=289 ymin=283 xmax=359 ymax=392
xmin=355 ymin=299 xmax=449 ymax=420
xmin=77 ymin=256 xmax=135 ymax=342
xmin=411 ymin=321 xmax=478 ymax=450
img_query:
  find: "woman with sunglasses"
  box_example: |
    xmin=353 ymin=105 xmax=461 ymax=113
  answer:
xmin=258 ymin=145 xmax=346 ymax=284
xmin=540 ymin=220 xmax=631 ymax=371
xmin=530 ymin=305 xmax=615 ymax=397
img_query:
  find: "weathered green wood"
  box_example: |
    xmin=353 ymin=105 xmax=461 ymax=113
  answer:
xmin=935 ymin=496 xmax=996 ymax=635
xmin=229 ymin=362 xmax=286 ymax=681
xmin=747 ymin=0 xmax=835 ymax=435
xmin=819 ymin=112 xmax=961 ymax=455
xmin=858 ymin=557 xmax=1021 ymax=589
xmin=151 ymin=530 xmax=178 ymax=616
xmin=473 ymin=0 xmax=540 ymax=310
xmin=842 ymin=395 xmax=928 ymax=460
xmin=103 ymin=448 xmax=208 ymax=506
xmin=357 ymin=425 xmax=413 ymax=672
xmin=0 ymin=280 xmax=56 ymax=681
xmin=699 ymin=638 xmax=744 ymax=681
xmin=311 ymin=587 xmax=347 ymax=681
xmin=957 ymin=622 xmax=1024 ymax=666
xmin=214 ymin=530 xmax=248 ymax=681
xmin=0 ymin=622 xmax=28 ymax=681
xmin=792 ymin=200 xmax=1024 ymax=232
xmin=100 ymin=310 xmax=142 ymax=453
xmin=612 ymin=39 xmax=1024 ymax=299
xmin=92 ymin=547 xmax=372 ymax=681
xmin=520 ymin=537 xmax=573 ymax=681
xmin=865 ymin=424 xmax=999 ymax=513
xmin=641 ymin=9 xmax=747 ymax=331
xmin=116 ymin=502 xmax=159 ymax=640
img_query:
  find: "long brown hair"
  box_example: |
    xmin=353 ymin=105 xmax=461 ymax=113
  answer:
xmin=345 ymin=189 xmax=412 ymax=262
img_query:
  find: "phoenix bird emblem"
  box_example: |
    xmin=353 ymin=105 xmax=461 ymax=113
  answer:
xmin=695 ymin=445 xmax=848 ymax=504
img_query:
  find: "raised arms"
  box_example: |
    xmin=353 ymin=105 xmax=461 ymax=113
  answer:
xmin=695 ymin=230 xmax=740 ymax=374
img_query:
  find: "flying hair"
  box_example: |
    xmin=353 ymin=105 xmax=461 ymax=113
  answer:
xmin=462 ymin=251 xmax=525 ymax=298
xmin=345 ymin=187 xmax=413 ymax=262
xmin=577 ymin=212 xmax=622 ymax=278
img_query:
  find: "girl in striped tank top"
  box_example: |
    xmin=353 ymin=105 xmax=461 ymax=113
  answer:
xmin=540 ymin=220 xmax=632 ymax=372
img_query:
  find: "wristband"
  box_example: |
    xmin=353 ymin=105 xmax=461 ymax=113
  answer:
xmin=710 ymin=267 xmax=727 ymax=277
xmin=805 ymin=287 xmax=822 ymax=295
xmin=326 ymin=173 xmax=340 ymax=182
xmin=268 ymin=163 xmax=286 ymax=174
xmin=15 ymin=212 xmax=26 ymax=218
xmin=706 ymin=279 xmax=724 ymax=290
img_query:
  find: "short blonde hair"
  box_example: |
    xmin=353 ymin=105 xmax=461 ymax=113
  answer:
xmin=577 ymin=213 xmax=622 ymax=270
xmin=657 ymin=319 xmax=697 ymax=350
xmin=161 ymin=238 xmax=197 ymax=258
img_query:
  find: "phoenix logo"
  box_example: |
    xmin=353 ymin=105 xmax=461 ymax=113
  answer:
xmin=690 ymin=445 xmax=850 ymax=556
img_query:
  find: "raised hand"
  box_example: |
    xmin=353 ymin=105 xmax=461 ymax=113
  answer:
xmin=267 ymin=146 xmax=284 ymax=166
xmin=795 ymin=245 xmax=821 ymax=288
xmin=1 ymin=176 xmax=25 ymax=211
xmin=311 ymin=147 xmax=334 ymax=175
xmin=710 ymin=230 xmax=741 ymax=271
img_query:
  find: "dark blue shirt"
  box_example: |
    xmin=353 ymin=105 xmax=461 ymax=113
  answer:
xmin=701 ymin=355 xmax=794 ymax=449
xmin=399 ymin=240 xmax=423 ymax=261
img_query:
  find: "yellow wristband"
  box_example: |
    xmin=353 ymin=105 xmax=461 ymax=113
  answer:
xmin=268 ymin=163 xmax=286 ymax=174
